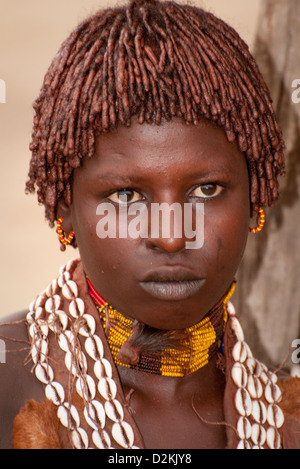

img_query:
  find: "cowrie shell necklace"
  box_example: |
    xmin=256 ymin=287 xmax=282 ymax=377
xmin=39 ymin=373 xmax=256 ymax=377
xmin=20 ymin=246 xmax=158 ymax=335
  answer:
xmin=27 ymin=259 xmax=140 ymax=449
xmin=27 ymin=259 xmax=285 ymax=449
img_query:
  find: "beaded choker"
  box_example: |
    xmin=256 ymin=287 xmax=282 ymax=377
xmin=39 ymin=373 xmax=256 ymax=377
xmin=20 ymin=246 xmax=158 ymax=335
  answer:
xmin=27 ymin=260 xmax=285 ymax=449
xmin=87 ymin=278 xmax=235 ymax=377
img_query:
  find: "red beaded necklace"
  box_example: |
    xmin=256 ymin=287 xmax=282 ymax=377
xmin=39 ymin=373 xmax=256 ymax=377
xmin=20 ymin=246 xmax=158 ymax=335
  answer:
xmin=86 ymin=276 xmax=234 ymax=377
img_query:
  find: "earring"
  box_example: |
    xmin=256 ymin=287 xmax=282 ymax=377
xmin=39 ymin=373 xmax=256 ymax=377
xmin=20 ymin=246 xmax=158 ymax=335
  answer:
xmin=56 ymin=217 xmax=75 ymax=246
xmin=249 ymin=208 xmax=265 ymax=234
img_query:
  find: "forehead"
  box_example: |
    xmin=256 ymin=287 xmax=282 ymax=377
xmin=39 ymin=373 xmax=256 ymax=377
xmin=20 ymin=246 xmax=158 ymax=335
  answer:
xmin=78 ymin=117 xmax=247 ymax=179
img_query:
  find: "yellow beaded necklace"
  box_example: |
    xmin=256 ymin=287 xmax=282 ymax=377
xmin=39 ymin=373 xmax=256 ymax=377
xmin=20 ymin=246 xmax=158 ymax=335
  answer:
xmin=87 ymin=278 xmax=236 ymax=377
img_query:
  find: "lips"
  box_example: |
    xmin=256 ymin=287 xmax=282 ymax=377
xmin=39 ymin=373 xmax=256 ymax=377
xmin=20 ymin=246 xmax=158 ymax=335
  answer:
xmin=139 ymin=267 xmax=206 ymax=301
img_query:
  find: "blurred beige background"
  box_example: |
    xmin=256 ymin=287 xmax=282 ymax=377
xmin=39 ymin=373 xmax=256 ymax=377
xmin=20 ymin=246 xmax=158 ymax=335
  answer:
xmin=0 ymin=0 xmax=262 ymax=317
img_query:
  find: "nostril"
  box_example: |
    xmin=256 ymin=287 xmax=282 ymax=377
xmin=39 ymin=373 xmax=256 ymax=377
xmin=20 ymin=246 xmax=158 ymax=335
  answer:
xmin=144 ymin=235 xmax=188 ymax=253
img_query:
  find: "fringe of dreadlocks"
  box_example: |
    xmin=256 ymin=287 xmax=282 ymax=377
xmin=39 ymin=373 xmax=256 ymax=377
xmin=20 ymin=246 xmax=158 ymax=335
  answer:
xmin=26 ymin=0 xmax=285 ymax=226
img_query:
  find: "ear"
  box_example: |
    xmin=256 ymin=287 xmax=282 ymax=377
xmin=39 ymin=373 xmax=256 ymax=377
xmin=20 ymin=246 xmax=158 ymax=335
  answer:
xmin=56 ymin=200 xmax=73 ymax=235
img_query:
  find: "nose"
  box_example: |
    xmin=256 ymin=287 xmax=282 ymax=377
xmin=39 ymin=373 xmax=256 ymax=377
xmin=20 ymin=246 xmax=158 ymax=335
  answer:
xmin=145 ymin=234 xmax=188 ymax=253
xmin=144 ymin=201 xmax=189 ymax=253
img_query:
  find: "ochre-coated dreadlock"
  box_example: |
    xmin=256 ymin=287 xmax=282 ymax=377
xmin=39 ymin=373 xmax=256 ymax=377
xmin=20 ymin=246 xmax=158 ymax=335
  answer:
xmin=26 ymin=0 xmax=285 ymax=230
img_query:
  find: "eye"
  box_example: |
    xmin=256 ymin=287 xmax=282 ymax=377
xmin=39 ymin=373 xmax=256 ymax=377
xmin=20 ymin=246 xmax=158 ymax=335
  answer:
xmin=190 ymin=183 xmax=223 ymax=199
xmin=107 ymin=188 xmax=143 ymax=205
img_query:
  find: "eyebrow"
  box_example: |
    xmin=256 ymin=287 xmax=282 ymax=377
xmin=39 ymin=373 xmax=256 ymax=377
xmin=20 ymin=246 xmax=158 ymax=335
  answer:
xmin=92 ymin=172 xmax=143 ymax=184
xmin=191 ymin=167 xmax=234 ymax=179
xmin=92 ymin=166 xmax=234 ymax=184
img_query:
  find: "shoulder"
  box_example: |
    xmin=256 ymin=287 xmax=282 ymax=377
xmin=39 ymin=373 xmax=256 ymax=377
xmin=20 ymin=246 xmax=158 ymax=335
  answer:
xmin=0 ymin=309 xmax=29 ymax=341
xmin=278 ymin=377 xmax=300 ymax=449
xmin=0 ymin=310 xmax=44 ymax=449
xmin=0 ymin=310 xmax=30 ymax=374
xmin=0 ymin=309 xmax=31 ymax=363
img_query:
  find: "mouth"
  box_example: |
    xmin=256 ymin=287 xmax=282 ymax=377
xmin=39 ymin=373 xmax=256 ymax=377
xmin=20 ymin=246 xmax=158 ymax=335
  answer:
xmin=139 ymin=267 xmax=206 ymax=301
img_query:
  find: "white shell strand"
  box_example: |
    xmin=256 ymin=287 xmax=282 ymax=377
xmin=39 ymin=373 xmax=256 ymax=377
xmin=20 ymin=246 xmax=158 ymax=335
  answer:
xmin=28 ymin=260 xmax=138 ymax=449
xmin=227 ymin=301 xmax=284 ymax=449
xmin=28 ymin=261 xmax=286 ymax=450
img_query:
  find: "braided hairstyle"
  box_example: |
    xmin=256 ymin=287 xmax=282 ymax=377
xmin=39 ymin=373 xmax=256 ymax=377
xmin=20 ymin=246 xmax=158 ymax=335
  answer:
xmin=26 ymin=0 xmax=285 ymax=233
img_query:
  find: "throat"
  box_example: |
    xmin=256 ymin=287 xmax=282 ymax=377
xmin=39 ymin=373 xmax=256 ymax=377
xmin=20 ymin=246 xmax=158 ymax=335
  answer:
xmin=87 ymin=276 xmax=235 ymax=377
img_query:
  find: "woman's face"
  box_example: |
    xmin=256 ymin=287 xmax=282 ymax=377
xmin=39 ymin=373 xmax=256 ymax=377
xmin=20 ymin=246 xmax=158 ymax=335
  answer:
xmin=69 ymin=118 xmax=250 ymax=329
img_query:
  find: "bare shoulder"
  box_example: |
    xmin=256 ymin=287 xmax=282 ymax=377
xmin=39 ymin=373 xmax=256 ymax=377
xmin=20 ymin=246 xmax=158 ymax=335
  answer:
xmin=0 ymin=311 xmax=44 ymax=449
xmin=0 ymin=309 xmax=30 ymax=346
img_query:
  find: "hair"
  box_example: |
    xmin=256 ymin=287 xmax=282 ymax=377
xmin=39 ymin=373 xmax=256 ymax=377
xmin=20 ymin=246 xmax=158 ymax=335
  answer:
xmin=26 ymin=0 xmax=285 ymax=230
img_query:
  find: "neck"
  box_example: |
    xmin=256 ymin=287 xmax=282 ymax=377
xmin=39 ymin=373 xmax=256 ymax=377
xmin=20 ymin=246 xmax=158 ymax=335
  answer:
xmin=119 ymin=351 xmax=225 ymax=397
xmin=87 ymin=276 xmax=235 ymax=378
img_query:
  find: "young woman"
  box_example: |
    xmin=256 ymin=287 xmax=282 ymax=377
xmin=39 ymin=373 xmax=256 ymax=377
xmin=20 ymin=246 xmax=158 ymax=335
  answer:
xmin=1 ymin=0 xmax=299 ymax=449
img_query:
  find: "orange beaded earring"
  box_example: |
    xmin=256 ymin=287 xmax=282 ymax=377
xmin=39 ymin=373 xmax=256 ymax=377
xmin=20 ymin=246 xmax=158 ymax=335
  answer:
xmin=249 ymin=208 xmax=265 ymax=234
xmin=56 ymin=217 xmax=75 ymax=247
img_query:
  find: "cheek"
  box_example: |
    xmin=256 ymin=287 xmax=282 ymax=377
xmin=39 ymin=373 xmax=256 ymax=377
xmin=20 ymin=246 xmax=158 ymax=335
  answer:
xmin=70 ymin=192 xmax=140 ymax=280
xmin=78 ymin=231 xmax=139 ymax=292
xmin=204 ymin=199 xmax=250 ymax=275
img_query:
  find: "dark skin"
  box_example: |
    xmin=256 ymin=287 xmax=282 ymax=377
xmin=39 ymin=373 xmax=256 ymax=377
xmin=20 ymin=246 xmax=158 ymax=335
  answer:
xmin=0 ymin=118 xmax=250 ymax=449
xmin=67 ymin=118 xmax=250 ymax=329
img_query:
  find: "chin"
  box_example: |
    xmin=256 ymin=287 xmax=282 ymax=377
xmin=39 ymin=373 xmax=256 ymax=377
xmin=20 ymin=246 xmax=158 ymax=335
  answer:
xmin=131 ymin=302 xmax=205 ymax=331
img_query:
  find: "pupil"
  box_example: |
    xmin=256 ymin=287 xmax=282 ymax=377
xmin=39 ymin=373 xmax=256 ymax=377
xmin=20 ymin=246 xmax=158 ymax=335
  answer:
xmin=201 ymin=184 xmax=216 ymax=196
xmin=118 ymin=189 xmax=132 ymax=202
